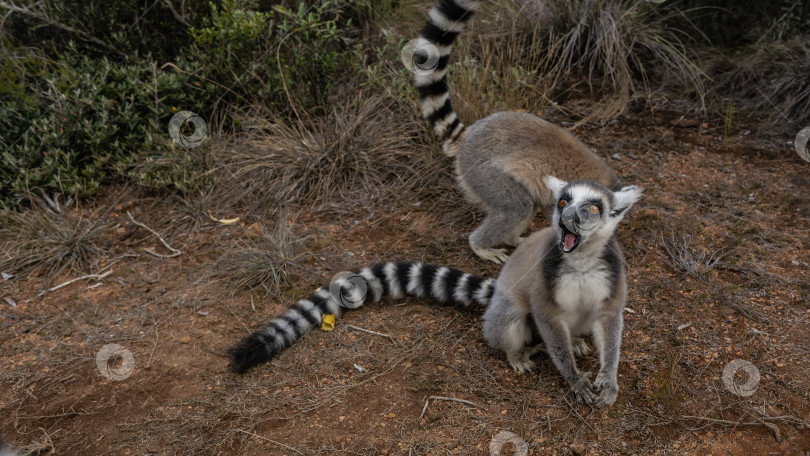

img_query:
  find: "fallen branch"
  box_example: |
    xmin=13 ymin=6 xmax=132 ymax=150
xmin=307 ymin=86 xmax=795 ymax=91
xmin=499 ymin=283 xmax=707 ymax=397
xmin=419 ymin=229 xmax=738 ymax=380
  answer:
xmin=419 ymin=396 xmax=480 ymax=419
xmin=126 ymin=212 xmax=181 ymax=258
xmin=346 ymin=324 xmax=397 ymax=345
xmin=38 ymin=271 xmax=113 ymax=297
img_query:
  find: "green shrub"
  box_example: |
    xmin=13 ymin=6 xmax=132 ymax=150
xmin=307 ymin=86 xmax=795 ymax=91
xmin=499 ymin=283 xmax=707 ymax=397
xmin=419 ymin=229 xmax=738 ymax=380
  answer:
xmin=0 ymin=0 xmax=351 ymax=206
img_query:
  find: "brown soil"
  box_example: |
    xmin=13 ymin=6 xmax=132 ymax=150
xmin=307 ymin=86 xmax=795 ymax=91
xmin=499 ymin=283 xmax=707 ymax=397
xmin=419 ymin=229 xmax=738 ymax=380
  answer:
xmin=2 ymin=111 xmax=809 ymax=455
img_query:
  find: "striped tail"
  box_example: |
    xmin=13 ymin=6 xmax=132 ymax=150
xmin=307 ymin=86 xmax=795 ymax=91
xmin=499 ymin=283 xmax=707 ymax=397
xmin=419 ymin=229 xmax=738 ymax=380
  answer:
xmin=228 ymin=261 xmax=495 ymax=373
xmin=415 ymin=0 xmax=481 ymax=157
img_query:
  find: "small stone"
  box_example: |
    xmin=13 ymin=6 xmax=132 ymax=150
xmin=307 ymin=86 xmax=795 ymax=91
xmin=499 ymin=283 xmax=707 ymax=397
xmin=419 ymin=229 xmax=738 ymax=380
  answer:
xmin=245 ymin=223 xmax=262 ymax=239
xmin=570 ymin=443 xmax=586 ymax=456
xmin=180 ymin=336 xmax=192 ymax=344
xmin=197 ymin=310 xmax=209 ymax=316
xmin=1 ymin=272 xmax=13 ymax=281
xmin=4 ymin=297 xmax=16 ymax=307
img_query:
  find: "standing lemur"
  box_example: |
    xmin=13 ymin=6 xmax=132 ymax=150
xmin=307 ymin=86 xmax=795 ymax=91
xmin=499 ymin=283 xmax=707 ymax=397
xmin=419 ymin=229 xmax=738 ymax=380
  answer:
xmin=228 ymin=178 xmax=641 ymax=408
xmin=412 ymin=0 xmax=621 ymax=263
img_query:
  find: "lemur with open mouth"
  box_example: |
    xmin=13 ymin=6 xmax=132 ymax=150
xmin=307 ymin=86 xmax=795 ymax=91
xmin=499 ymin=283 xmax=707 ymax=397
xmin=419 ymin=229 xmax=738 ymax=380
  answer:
xmin=228 ymin=178 xmax=641 ymax=408
xmin=411 ymin=0 xmax=621 ymax=263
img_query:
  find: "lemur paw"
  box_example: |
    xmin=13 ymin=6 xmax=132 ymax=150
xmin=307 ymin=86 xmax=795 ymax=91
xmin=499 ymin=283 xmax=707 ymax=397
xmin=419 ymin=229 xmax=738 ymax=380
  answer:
xmin=507 ymin=350 xmax=537 ymax=374
xmin=571 ymin=375 xmax=597 ymax=405
xmin=473 ymin=247 xmax=509 ymax=264
xmin=571 ymin=337 xmax=591 ymax=357
xmin=591 ymin=373 xmax=619 ymax=408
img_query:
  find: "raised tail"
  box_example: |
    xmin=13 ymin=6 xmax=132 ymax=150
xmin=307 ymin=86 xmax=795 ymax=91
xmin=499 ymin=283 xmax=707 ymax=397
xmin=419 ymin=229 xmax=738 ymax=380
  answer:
xmin=227 ymin=261 xmax=495 ymax=373
xmin=414 ymin=0 xmax=481 ymax=157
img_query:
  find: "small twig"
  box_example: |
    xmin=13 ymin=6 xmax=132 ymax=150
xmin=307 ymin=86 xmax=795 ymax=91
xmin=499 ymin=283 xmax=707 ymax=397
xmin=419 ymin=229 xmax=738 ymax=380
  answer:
xmin=237 ymin=429 xmax=304 ymax=455
xmin=98 ymin=253 xmax=141 ymax=274
xmin=681 ymin=415 xmax=785 ymax=442
xmin=419 ymin=396 xmax=480 ymax=419
xmin=38 ymin=270 xmax=113 ymax=297
xmin=346 ymin=324 xmax=397 ymax=345
xmin=126 ymin=212 xmax=182 ymax=258
xmin=161 ymin=0 xmax=190 ymax=27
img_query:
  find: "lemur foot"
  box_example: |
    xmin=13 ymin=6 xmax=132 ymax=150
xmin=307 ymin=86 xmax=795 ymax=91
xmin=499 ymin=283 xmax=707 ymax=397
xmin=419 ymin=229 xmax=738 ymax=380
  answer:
xmin=572 ymin=337 xmax=591 ymax=357
xmin=473 ymin=247 xmax=509 ymax=264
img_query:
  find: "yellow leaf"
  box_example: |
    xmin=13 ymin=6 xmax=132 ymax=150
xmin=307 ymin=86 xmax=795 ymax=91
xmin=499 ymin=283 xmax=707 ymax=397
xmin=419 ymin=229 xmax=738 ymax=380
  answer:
xmin=321 ymin=314 xmax=335 ymax=331
xmin=208 ymin=212 xmax=240 ymax=224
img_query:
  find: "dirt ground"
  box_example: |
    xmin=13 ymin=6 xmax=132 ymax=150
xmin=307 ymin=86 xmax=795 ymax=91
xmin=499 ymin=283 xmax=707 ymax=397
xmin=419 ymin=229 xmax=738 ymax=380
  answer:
xmin=2 ymin=108 xmax=809 ymax=455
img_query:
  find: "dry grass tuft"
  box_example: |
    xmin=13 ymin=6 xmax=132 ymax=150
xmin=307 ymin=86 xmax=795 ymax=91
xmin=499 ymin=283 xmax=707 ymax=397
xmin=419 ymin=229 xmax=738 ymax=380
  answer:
xmin=210 ymin=216 xmax=307 ymax=297
xmin=707 ymin=38 xmax=810 ymax=131
xmin=215 ymin=95 xmax=430 ymax=210
xmin=660 ymin=232 xmax=726 ymax=282
xmin=521 ymin=0 xmax=706 ymax=122
xmin=0 ymin=204 xmax=107 ymax=281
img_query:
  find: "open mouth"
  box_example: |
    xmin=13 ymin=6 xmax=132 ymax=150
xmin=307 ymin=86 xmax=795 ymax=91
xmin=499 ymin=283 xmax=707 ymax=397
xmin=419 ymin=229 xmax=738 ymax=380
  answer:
xmin=559 ymin=224 xmax=580 ymax=253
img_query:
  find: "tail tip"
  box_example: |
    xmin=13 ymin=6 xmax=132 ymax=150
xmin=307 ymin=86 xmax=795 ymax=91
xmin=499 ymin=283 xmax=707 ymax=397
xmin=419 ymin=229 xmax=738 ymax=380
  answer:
xmin=227 ymin=333 xmax=275 ymax=374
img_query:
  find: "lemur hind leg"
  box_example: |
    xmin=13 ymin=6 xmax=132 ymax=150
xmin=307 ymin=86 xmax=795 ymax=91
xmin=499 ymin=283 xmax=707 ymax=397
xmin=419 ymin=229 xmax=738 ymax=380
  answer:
xmin=465 ymin=167 xmax=535 ymax=263
xmin=482 ymin=289 xmax=539 ymax=373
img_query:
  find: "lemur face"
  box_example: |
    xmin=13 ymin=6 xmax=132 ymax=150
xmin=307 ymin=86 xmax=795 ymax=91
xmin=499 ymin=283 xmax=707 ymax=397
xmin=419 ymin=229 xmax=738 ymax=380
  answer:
xmin=543 ymin=176 xmax=642 ymax=253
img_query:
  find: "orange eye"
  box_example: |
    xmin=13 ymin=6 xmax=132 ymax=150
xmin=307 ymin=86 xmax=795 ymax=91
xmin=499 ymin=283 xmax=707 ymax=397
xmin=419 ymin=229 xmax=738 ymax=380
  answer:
xmin=589 ymin=204 xmax=600 ymax=214
xmin=559 ymin=199 xmax=567 ymax=208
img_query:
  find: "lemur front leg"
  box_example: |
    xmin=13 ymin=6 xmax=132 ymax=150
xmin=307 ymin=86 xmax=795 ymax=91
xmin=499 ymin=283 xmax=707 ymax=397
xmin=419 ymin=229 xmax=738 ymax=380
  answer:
xmin=590 ymin=311 xmax=623 ymax=408
xmin=531 ymin=314 xmax=597 ymax=405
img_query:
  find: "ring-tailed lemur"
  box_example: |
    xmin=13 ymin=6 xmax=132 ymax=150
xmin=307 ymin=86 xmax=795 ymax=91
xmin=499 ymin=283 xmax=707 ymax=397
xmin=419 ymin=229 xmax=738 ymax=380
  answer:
xmin=412 ymin=0 xmax=621 ymax=263
xmin=228 ymin=178 xmax=640 ymax=407
xmin=483 ymin=177 xmax=641 ymax=407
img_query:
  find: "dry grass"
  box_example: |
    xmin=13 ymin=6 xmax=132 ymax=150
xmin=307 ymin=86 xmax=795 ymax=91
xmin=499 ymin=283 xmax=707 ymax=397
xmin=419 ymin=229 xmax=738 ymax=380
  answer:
xmin=209 ymin=216 xmax=308 ymax=297
xmin=412 ymin=0 xmax=705 ymax=125
xmin=0 ymin=203 xmax=107 ymax=281
xmin=528 ymin=0 xmax=706 ymax=122
xmin=214 ymin=94 xmax=432 ymax=211
xmin=660 ymin=232 xmax=726 ymax=282
xmin=450 ymin=0 xmax=554 ymax=122
xmin=706 ymin=37 xmax=810 ymax=131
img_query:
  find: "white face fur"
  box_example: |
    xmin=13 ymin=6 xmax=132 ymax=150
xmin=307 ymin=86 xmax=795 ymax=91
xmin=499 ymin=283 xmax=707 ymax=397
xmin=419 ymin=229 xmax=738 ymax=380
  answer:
xmin=543 ymin=176 xmax=642 ymax=253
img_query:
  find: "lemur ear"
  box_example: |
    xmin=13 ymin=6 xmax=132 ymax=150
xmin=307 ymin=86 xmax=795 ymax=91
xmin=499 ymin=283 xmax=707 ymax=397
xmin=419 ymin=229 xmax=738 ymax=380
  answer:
xmin=611 ymin=185 xmax=643 ymax=217
xmin=543 ymin=175 xmax=567 ymax=198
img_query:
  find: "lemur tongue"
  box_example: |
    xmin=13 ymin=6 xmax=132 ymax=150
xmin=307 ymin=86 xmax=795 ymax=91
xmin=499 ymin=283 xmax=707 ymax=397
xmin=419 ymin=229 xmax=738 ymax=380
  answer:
xmin=563 ymin=233 xmax=577 ymax=251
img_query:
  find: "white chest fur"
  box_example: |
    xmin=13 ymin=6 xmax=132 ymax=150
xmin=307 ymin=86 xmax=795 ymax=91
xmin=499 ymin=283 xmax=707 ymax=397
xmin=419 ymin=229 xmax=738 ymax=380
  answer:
xmin=553 ymin=256 xmax=612 ymax=334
